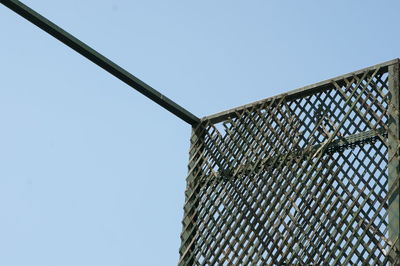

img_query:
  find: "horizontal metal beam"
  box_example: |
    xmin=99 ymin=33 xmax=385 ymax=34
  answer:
xmin=1 ymin=0 xmax=200 ymax=126
xmin=210 ymin=128 xmax=387 ymax=181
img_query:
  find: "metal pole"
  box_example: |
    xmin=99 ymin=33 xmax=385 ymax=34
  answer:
xmin=388 ymin=61 xmax=400 ymax=263
xmin=179 ymin=124 xmax=205 ymax=265
xmin=0 ymin=0 xmax=200 ymax=126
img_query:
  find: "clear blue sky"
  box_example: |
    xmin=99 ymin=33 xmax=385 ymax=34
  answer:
xmin=0 ymin=1 xmax=399 ymax=265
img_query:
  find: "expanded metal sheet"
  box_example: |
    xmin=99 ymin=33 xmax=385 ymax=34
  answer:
xmin=179 ymin=62 xmax=400 ymax=265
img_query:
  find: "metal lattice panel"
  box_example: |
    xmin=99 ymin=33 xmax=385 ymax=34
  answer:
xmin=179 ymin=60 xmax=400 ymax=265
xmin=2 ymin=2 xmax=398 ymax=265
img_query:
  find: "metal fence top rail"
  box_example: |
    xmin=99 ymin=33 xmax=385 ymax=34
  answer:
xmin=204 ymin=58 xmax=400 ymax=124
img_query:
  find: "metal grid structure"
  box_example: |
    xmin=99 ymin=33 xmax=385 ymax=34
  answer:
xmin=1 ymin=2 xmax=400 ymax=265
xmin=179 ymin=59 xmax=400 ymax=265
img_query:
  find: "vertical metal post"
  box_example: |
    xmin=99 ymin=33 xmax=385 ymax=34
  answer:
xmin=179 ymin=124 xmax=205 ymax=265
xmin=388 ymin=61 xmax=400 ymax=262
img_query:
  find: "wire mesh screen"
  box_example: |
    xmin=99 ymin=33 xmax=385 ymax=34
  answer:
xmin=179 ymin=61 xmax=400 ymax=265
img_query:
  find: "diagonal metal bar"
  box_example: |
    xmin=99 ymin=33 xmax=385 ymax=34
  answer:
xmin=0 ymin=0 xmax=200 ymax=126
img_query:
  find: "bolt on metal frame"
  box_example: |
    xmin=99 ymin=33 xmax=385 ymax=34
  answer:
xmin=1 ymin=0 xmax=400 ymax=265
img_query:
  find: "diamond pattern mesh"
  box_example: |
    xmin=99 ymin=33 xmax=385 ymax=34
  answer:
xmin=179 ymin=62 xmax=400 ymax=265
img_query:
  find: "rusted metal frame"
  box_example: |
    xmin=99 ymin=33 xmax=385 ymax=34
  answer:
xmin=205 ymin=60 xmax=398 ymax=124
xmin=1 ymin=0 xmax=200 ymax=126
xmin=388 ymin=61 xmax=400 ymax=263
